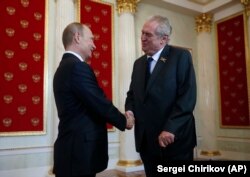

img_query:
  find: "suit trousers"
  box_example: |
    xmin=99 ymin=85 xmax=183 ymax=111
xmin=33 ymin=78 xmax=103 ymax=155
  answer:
xmin=139 ymin=137 xmax=193 ymax=177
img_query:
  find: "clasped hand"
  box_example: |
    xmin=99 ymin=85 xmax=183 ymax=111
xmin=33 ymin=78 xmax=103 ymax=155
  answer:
xmin=158 ymin=131 xmax=175 ymax=148
xmin=125 ymin=111 xmax=135 ymax=130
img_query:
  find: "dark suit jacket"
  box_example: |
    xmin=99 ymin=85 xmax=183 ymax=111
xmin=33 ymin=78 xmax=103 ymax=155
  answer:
xmin=125 ymin=45 xmax=197 ymax=157
xmin=53 ymin=53 xmax=126 ymax=176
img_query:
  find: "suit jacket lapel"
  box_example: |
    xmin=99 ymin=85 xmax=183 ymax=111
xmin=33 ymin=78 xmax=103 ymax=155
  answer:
xmin=139 ymin=56 xmax=148 ymax=99
xmin=145 ymin=45 xmax=170 ymax=94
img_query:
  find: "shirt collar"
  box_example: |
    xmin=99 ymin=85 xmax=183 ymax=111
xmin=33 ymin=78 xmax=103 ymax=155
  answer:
xmin=147 ymin=47 xmax=164 ymax=62
xmin=65 ymin=51 xmax=84 ymax=62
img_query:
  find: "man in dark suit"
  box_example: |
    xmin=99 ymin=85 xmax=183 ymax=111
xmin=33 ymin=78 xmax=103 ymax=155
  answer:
xmin=125 ymin=15 xmax=197 ymax=177
xmin=53 ymin=22 xmax=134 ymax=177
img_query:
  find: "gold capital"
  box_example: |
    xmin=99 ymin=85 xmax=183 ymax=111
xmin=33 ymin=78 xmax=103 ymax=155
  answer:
xmin=241 ymin=0 xmax=249 ymax=5
xmin=116 ymin=0 xmax=140 ymax=15
xmin=241 ymin=0 xmax=250 ymax=16
xmin=195 ymin=13 xmax=213 ymax=33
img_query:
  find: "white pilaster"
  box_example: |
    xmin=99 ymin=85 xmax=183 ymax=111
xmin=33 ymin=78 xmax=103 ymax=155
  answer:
xmin=49 ymin=0 xmax=75 ymax=176
xmin=53 ymin=0 xmax=75 ymax=144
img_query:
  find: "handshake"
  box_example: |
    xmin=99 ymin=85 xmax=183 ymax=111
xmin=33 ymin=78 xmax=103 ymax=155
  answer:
xmin=125 ymin=110 xmax=135 ymax=130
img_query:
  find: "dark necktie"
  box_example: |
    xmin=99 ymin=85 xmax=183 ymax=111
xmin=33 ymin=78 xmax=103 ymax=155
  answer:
xmin=145 ymin=57 xmax=153 ymax=87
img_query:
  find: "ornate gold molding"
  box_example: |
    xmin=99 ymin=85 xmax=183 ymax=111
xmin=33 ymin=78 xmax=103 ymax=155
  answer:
xmin=195 ymin=13 xmax=213 ymax=33
xmin=116 ymin=0 xmax=140 ymax=14
xmin=200 ymin=150 xmax=221 ymax=157
xmin=117 ymin=160 xmax=143 ymax=167
xmin=241 ymin=0 xmax=250 ymax=17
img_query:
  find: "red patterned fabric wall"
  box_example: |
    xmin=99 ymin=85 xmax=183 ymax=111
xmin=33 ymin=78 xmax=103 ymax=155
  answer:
xmin=216 ymin=13 xmax=250 ymax=127
xmin=0 ymin=0 xmax=46 ymax=135
xmin=79 ymin=0 xmax=114 ymax=130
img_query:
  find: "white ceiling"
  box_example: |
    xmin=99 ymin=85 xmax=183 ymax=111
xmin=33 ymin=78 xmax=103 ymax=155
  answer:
xmin=141 ymin=0 xmax=241 ymax=16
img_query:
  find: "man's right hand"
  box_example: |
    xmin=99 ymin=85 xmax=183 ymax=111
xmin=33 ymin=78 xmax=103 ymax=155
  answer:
xmin=125 ymin=111 xmax=135 ymax=130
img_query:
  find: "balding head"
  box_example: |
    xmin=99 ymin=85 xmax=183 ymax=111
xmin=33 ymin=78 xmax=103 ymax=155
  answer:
xmin=62 ymin=22 xmax=85 ymax=49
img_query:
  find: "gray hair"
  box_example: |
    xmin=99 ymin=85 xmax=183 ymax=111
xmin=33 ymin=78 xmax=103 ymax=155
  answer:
xmin=147 ymin=15 xmax=172 ymax=37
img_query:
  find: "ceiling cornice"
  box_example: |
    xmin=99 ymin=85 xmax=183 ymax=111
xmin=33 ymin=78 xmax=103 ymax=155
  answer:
xmin=141 ymin=0 xmax=242 ymax=16
xmin=161 ymin=0 xmax=235 ymax=13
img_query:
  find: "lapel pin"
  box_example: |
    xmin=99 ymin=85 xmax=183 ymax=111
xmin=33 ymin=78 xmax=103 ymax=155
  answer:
xmin=160 ymin=57 xmax=167 ymax=63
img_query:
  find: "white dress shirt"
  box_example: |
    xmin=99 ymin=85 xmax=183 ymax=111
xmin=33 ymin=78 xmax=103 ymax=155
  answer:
xmin=147 ymin=47 xmax=164 ymax=73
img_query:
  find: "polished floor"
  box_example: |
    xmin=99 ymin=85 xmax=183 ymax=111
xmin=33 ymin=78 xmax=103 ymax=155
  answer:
xmin=97 ymin=170 xmax=146 ymax=177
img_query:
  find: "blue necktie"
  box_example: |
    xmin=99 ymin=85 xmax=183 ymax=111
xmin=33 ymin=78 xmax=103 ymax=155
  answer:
xmin=145 ymin=57 xmax=153 ymax=87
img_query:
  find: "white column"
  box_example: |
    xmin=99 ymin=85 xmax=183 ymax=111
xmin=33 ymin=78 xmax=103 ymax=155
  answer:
xmin=197 ymin=33 xmax=218 ymax=156
xmin=195 ymin=13 xmax=221 ymax=159
xmin=53 ymin=0 xmax=75 ymax=144
xmin=48 ymin=0 xmax=75 ymax=176
xmin=116 ymin=0 xmax=143 ymax=172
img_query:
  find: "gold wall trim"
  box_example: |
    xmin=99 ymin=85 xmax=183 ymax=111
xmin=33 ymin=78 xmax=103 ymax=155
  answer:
xmin=117 ymin=160 xmax=143 ymax=167
xmin=241 ymin=0 xmax=250 ymax=17
xmin=0 ymin=0 xmax=48 ymax=136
